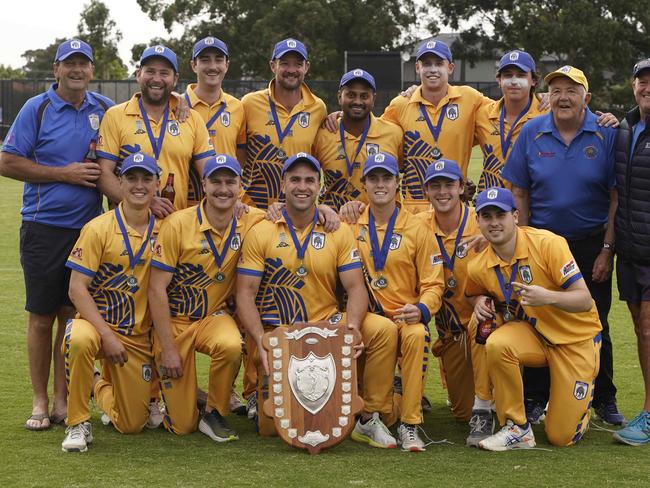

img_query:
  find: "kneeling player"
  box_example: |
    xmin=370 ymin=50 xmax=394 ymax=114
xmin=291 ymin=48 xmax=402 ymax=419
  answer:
xmin=148 ymin=155 xmax=264 ymax=441
xmin=466 ymin=188 xmax=602 ymax=450
xmin=62 ymin=153 xmax=160 ymax=452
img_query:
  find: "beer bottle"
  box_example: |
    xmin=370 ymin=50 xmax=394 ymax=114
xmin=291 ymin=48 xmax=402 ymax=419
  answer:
xmin=475 ymin=298 xmax=496 ymax=345
xmin=161 ymin=173 xmax=175 ymax=202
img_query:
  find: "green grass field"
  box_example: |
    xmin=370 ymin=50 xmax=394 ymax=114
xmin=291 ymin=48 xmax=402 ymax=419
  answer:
xmin=0 ymin=151 xmax=647 ymax=487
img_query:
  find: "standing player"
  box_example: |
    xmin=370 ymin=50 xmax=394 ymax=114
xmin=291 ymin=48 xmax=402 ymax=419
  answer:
xmin=236 ymin=153 xmax=399 ymax=448
xmin=239 ymin=38 xmax=326 ymax=210
xmin=0 ymin=39 xmax=113 ymax=430
xmin=62 ymin=152 xmax=159 ymax=452
xmin=313 ymin=69 xmax=402 ymax=210
xmin=466 ymin=187 xmax=602 ymax=450
xmin=148 ymin=155 xmax=264 ymax=440
xmin=350 ymin=153 xmax=444 ymax=451
xmin=96 ymin=45 xmax=214 ymax=217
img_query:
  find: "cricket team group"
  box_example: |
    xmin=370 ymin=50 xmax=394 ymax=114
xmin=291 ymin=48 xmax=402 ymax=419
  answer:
xmin=1 ymin=32 xmax=649 ymax=454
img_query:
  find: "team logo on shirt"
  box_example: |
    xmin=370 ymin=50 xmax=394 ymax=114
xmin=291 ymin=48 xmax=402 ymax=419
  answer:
xmin=298 ymin=112 xmax=310 ymax=128
xmin=311 ymin=232 xmax=326 ymax=250
xmin=446 ymin=104 xmax=459 ymax=121
xmin=230 ymin=233 xmax=241 ymax=251
xmin=167 ymin=120 xmax=180 ymax=136
xmin=135 ymin=120 xmax=146 ymax=134
xmin=561 ymin=259 xmax=578 ymax=278
xmin=455 ymin=242 xmax=468 ymax=259
xmin=431 ymin=253 xmax=444 ymax=266
xmin=88 ymin=113 xmax=100 ymax=131
xmin=71 ymin=247 xmax=83 ymax=260
xmin=366 ymin=143 xmax=380 ymax=156
xmin=266 ymin=111 xmax=275 ymax=126
xmin=154 ymin=243 xmax=162 ymax=258
xmin=221 ymin=111 xmax=231 ymax=127
xmin=519 ymin=265 xmax=533 ymax=284
xmin=389 ymin=234 xmax=402 ymax=250
xmin=142 ymin=364 xmax=152 ymax=382
xmin=584 ymin=145 xmax=597 ymax=159
xmin=357 ymin=227 xmax=367 ymax=242
xmin=336 ymin=144 xmax=346 ymax=160
xmin=573 ymin=380 xmax=589 ymax=400
xmin=199 ymin=238 xmax=211 ymax=254
xmin=277 ymin=232 xmax=290 ymax=247
xmin=350 ymin=249 xmax=360 ymax=261
xmin=328 ymin=313 xmax=343 ymax=324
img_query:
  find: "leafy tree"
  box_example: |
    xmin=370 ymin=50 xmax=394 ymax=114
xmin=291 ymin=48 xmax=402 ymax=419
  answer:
xmin=0 ymin=65 xmax=26 ymax=79
xmin=22 ymin=38 xmax=65 ymax=78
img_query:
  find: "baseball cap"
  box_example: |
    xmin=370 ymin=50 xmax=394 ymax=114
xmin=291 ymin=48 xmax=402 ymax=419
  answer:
xmin=544 ymin=65 xmax=589 ymax=91
xmin=272 ymin=38 xmax=308 ymax=60
xmin=55 ymin=39 xmax=93 ymax=62
xmin=193 ymin=36 xmax=229 ymax=59
xmin=140 ymin=45 xmax=179 ymax=72
xmin=475 ymin=187 xmax=517 ymax=212
xmin=633 ymin=58 xmax=650 ymax=78
xmin=203 ymin=154 xmax=242 ymax=178
xmin=119 ymin=152 xmax=160 ymax=176
xmin=339 ymin=69 xmax=376 ymax=91
xmin=498 ymin=50 xmax=536 ymax=73
xmin=362 ymin=153 xmax=399 ymax=177
xmin=416 ymin=40 xmax=452 ymax=63
xmin=423 ymin=159 xmax=462 ymax=183
xmin=281 ymin=152 xmax=320 ymax=175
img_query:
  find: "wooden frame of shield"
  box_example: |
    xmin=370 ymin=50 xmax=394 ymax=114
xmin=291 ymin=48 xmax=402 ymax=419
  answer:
xmin=262 ymin=319 xmax=364 ymax=454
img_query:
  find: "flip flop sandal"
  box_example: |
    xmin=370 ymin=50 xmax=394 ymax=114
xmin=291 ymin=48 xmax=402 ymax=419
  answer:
xmin=50 ymin=412 xmax=67 ymax=425
xmin=25 ymin=413 xmax=51 ymax=431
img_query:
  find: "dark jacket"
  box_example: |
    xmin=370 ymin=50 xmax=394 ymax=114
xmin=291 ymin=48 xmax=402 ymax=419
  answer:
xmin=614 ymin=106 xmax=650 ymax=263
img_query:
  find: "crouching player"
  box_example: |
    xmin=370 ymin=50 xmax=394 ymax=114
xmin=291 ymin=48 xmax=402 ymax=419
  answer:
xmin=148 ymin=155 xmax=264 ymax=441
xmin=466 ymin=188 xmax=602 ymax=450
xmin=62 ymin=153 xmax=161 ymax=452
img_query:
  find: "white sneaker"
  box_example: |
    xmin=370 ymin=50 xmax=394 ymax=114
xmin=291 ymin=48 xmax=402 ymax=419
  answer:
xmin=479 ymin=420 xmax=536 ymax=451
xmin=351 ymin=412 xmax=397 ymax=449
xmin=147 ymin=401 xmax=164 ymax=429
xmin=100 ymin=413 xmax=111 ymax=426
xmin=61 ymin=422 xmax=93 ymax=452
xmin=246 ymin=393 xmax=257 ymax=420
xmin=397 ymin=423 xmax=426 ymax=452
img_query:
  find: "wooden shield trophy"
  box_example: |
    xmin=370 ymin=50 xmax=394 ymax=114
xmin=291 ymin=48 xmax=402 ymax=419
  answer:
xmin=262 ymin=315 xmax=364 ymax=454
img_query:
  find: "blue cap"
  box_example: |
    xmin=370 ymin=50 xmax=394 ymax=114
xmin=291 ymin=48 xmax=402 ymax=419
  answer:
xmin=203 ymin=154 xmax=242 ymax=178
xmin=282 ymin=152 xmax=320 ymax=175
xmin=272 ymin=38 xmax=308 ymax=60
xmin=362 ymin=153 xmax=399 ymax=177
xmin=498 ymin=50 xmax=536 ymax=73
xmin=339 ymin=69 xmax=376 ymax=91
xmin=475 ymin=187 xmax=517 ymax=212
xmin=55 ymin=39 xmax=93 ymax=62
xmin=633 ymin=58 xmax=650 ymax=78
xmin=140 ymin=45 xmax=179 ymax=72
xmin=416 ymin=40 xmax=452 ymax=63
xmin=119 ymin=152 xmax=160 ymax=176
xmin=424 ymin=159 xmax=462 ymax=183
xmin=193 ymin=36 xmax=229 ymax=59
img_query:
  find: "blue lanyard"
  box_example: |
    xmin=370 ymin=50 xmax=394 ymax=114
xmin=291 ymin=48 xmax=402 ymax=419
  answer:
xmin=138 ymin=97 xmax=169 ymax=160
xmin=435 ymin=205 xmax=469 ymax=273
xmin=114 ymin=206 xmax=155 ymax=272
xmin=197 ymin=205 xmax=237 ymax=270
xmin=499 ymin=98 xmax=531 ymax=158
xmin=281 ymin=208 xmax=319 ymax=260
xmin=368 ymin=207 xmax=399 ymax=272
xmin=186 ymin=93 xmax=228 ymax=130
xmin=268 ymin=95 xmax=300 ymax=144
xmin=419 ymin=103 xmax=448 ymax=143
xmin=494 ymin=261 xmax=519 ymax=309
xmin=339 ymin=117 xmax=370 ymax=176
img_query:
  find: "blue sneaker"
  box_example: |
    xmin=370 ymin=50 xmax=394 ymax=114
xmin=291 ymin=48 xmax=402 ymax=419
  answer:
xmin=525 ymin=398 xmax=546 ymax=424
xmin=613 ymin=411 xmax=650 ymax=446
xmin=594 ymin=400 xmax=626 ymax=426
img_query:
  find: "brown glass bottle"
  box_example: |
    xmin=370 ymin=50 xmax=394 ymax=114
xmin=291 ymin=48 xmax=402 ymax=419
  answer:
xmin=161 ymin=173 xmax=175 ymax=202
xmin=84 ymin=140 xmax=97 ymax=164
xmin=475 ymin=298 xmax=496 ymax=345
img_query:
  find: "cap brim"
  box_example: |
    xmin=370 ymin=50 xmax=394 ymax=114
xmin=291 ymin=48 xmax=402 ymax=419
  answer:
xmin=194 ymin=46 xmax=228 ymax=59
xmin=498 ymin=62 xmax=532 ymax=73
xmin=282 ymin=157 xmax=319 ymax=174
xmin=544 ymin=72 xmax=586 ymax=89
xmin=204 ymin=166 xmax=240 ymax=178
xmin=416 ymin=51 xmax=448 ymax=62
xmin=57 ymin=51 xmax=93 ymax=62
xmin=476 ymin=202 xmax=515 ymax=212
xmin=274 ymin=49 xmax=307 ymax=60
xmin=363 ymin=164 xmax=399 ymax=177
xmin=424 ymin=172 xmax=461 ymax=183
xmin=120 ymin=164 xmax=159 ymax=176
xmin=634 ymin=66 xmax=650 ymax=78
xmin=341 ymin=77 xmax=376 ymax=91
xmin=140 ymin=55 xmax=178 ymax=72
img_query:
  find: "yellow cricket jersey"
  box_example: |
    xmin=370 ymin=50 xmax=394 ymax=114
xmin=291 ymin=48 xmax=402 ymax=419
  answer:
xmin=237 ymin=213 xmax=362 ymax=326
xmin=351 ymin=206 xmax=444 ymax=323
xmin=465 ymin=226 xmax=602 ymax=345
xmin=314 ymin=113 xmax=403 ymax=210
xmin=383 ymin=85 xmax=491 ymax=212
xmin=151 ymin=201 xmax=265 ymax=322
xmin=96 ymin=93 xmax=215 ymax=211
xmin=184 ymin=84 xmax=246 ymax=204
xmin=65 ymin=203 xmax=160 ymax=337
xmin=415 ymin=205 xmax=481 ymax=338
xmin=474 ymin=96 xmax=546 ymax=192
xmin=240 ymin=81 xmax=326 ymax=209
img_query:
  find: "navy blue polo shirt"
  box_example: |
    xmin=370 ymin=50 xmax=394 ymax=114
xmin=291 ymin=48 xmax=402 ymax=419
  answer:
xmin=502 ymin=109 xmax=616 ymax=239
xmin=2 ymin=84 xmax=114 ymax=229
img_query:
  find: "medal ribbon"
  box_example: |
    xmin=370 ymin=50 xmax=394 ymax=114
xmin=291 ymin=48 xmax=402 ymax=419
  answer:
xmin=114 ymin=206 xmax=155 ymax=273
xmin=197 ymin=205 xmax=238 ymax=270
xmin=494 ymin=261 xmax=519 ymax=311
xmin=339 ymin=117 xmax=370 ymax=176
xmin=268 ymin=95 xmax=300 ymax=144
xmin=368 ymin=207 xmax=399 ymax=272
xmin=138 ymin=97 xmax=169 ymax=160
xmin=419 ymin=102 xmax=448 ymax=144
xmin=435 ymin=205 xmax=469 ymax=274
xmin=281 ymin=208 xmax=319 ymax=260
xmin=499 ymin=98 xmax=531 ymax=158
xmin=185 ymin=93 xmax=227 ymax=130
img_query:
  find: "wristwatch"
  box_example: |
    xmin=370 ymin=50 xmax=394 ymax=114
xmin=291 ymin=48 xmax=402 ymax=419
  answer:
xmin=602 ymin=242 xmax=615 ymax=252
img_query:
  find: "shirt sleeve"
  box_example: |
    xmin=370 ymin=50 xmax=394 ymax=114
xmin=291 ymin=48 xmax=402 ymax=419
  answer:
xmin=335 ymin=224 xmax=363 ymax=274
xmin=545 ymin=234 xmax=584 ymax=289
xmin=191 ymin=114 xmax=215 ymax=161
xmin=96 ymin=107 xmax=122 ymax=162
xmin=236 ymin=222 xmax=267 ymax=277
xmin=65 ymin=222 xmax=104 ymax=277
xmin=381 ymin=96 xmax=402 ymax=125
xmin=151 ymin=217 xmax=182 ymax=273
xmin=1 ymin=98 xmax=39 ymax=158
xmin=501 ymin=125 xmax=532 ymax=189
xmin=414 ymin=225 xmax=445 ymax=323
